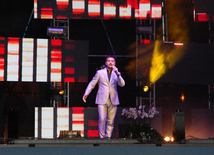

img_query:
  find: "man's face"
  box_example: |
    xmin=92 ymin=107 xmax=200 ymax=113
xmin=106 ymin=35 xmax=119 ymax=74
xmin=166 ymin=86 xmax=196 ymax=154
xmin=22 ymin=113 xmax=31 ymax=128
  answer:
xmin=105 ymin=57 xmax=115 ymax=68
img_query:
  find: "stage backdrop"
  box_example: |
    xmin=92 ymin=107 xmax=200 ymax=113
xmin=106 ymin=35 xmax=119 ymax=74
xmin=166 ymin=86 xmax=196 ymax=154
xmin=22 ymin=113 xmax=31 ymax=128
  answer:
xmin=0 ymin=37 xmax=88 ymax=82
xmin=34 ymin=107 xmax=214 ymax=139
xmin=34 ymin=107 xmax=162 ymax=139
xmin=34 ymin=0 xmax=162 ymax=19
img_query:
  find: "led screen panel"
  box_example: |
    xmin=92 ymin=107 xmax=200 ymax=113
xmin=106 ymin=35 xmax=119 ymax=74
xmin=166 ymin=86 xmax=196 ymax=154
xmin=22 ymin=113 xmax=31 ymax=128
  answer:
xmin=34 ymin=0 xmax=162 ymax=19
xmin=7 ymin=38 xmax=19 ymax=81
xmin=57 ymin=108 xmax=69 ymax=137
xmin=0 ymin=38 xmax=4 ymax=81
xmin=22 ymin=38 xmax=34 ymax=82
xmin=0 ymin=37 xmax=88 ymax=82
xmin=36 ymin=39 xmax=48 ymax=81
xmin=41 ymin=107 xmax=54 ymax=138
xmin=194 ymin=0 xmax=214 ymax=22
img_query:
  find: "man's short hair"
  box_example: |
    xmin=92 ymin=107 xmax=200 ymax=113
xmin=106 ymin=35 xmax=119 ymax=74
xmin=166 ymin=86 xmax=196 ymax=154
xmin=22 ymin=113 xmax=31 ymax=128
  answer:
xmin=105 ymin=56 xmax=116 ymax=62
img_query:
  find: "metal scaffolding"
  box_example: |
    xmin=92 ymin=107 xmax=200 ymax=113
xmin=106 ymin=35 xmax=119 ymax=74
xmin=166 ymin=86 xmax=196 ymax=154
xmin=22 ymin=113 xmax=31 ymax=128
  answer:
xmin=136 ymin=19 xmax=156 ymax=107
xmin=50 ymin=19 xmax=70 ymax=107
xmin=208 ymin=21 xmax=214 ymax=109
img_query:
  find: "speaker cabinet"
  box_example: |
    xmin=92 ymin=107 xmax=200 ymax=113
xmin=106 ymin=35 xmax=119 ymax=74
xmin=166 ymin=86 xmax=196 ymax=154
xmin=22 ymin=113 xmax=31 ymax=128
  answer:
xmin=172 ymin=111 xmax=185 ymax=142
xmin=8 ymin=110 xmax=19 ymax=139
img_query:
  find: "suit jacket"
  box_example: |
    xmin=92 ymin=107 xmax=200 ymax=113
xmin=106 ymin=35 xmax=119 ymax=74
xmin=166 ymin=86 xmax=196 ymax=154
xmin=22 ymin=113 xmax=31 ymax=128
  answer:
xmin=84 ymin=67 xmax=125 ymax=105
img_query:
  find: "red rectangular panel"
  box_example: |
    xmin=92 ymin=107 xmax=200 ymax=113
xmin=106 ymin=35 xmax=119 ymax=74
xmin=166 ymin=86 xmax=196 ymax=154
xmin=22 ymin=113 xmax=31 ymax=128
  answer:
xmin=78 ymin=76 xmax=87 ymax=82
xmin=88 ymin=120 xmax=98 ymax=126
xmin=65 ymin=43 xmax=75 ymax=49
xmin=197 ymin=13 xmax=209 ymax=22
xmin=141 ymin=39 xmax=150 ymax=44
xmin=65 ymin=67 xmax=75 ymax=74
xmin=72 ymin=121 xmax=84 ymax=124
xmin=41 ymin=8 xmax=53 ymax=19
xmin=51 ymin=49 xmax=62 ymax=62
xmin=72 ymin=107 xmax=84 ymax=111
xmin=0 ymin=58 xmax=4 ymax=81
xmin=64 ymin=77 xmax=75 ymax=82
xmin=65 ymin=57 xmax=74 ymax=62
xmin=0 ymin=44 xmax=5 ymax=54
xmin=72 ymin=107 xmax=84 ymax=137
xmin=87 ymin=130 xmax=99 ymax=137
xmin=127 ymin=0 xmax=138 ymax=9
xmin=0 ymin=58 xmax=4 ymax=69
xmin=51 ymin=39 xmax=62 ymax=46
xmin=56 ymin=0 xmax=69 ymax=10
xmin=51 ymin=49 xmax=62 ymax=82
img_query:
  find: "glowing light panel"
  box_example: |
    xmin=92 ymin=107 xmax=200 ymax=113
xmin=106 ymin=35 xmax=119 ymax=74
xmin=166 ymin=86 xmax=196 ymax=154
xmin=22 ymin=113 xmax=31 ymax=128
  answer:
xmin=34 ymin=107 xmax=38 ymax=138
xmin=34 ymin=0 xmax=38 ymax=18
xmin=104 ymin=3 xmax=116 ymax=18
xmin=73 ymin=0 xmax=85 ymax=14
xmin=72 ymin=107 xmax=84 ymax=137
xmin=119 ymin=5 xmax=132 ymax=18
xmin=51 ymin=49 xmax=62 ymax=82
xmin=36 ymin=39 xmax=48 ymax=82
xmin=88 ymin=0 xmax=100 ymax=17
xmin=0 ymin=39 xmax=5 ymax=81
xmin=151 ymin=4 xmax=162 ymax=19
xmin=87 ymin=130 xmax=99 ymax=137
xmin=35 ymin=0 xmax=162 ymax=19
xmin=56 ymin=0 xmax=69 ymax=10
xmin=137 ymin=0 xmax=150 ymax=19
xmin=1 ymin=37 xmax=88 ymax=82
xmin=41 ymin=8 xmax=53 ymax=19
xmin=41 ymin=108 xmax=54 ymax=138
xmin=57 ymin=108 xmax=69 ymax=137
xmin=22 ymin=38 xmax=34 ymax=81
xmin=197 ymin=13 xmax=209 ymax=22
xmin=7 ymin=38 xmax=19 ymax=81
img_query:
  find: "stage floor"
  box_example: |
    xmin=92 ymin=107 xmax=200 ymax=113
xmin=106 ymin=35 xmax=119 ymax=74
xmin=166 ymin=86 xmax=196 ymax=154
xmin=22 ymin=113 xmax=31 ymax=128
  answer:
xmin=1 ymin=138 xmax=214 ymax=147
xmin=0 ymin=139 xmax=214 ymax=155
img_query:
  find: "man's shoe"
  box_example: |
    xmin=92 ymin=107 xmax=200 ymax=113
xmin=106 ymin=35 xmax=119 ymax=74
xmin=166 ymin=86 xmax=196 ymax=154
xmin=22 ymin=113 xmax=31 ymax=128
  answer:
xmin=103 ymin=137 xmax=111 ymax=140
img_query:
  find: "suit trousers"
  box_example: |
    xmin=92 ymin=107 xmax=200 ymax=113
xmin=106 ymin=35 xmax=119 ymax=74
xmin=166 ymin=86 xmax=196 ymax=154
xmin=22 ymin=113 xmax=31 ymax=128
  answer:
xmin=98 ymin=98 xmax=117 ymax=138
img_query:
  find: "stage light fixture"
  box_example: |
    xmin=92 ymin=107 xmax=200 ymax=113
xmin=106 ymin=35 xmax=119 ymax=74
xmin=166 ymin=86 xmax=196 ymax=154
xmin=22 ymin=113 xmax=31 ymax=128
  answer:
xmin=136 ymin=26 xmax=152 ymax=34
xmin=59 ymin=89 xmax=64 ymax=95
xmin=164 ymin=136 xmax=174 ymax=142
xmin=164 ymin=136 xmax=170 ymax=142
xmin=143 ymin=85 xmax=149 ymax=92
xmin=49 ymin=88 xmax=64 ymax=101
xmin=141 ymin=83 xmax=151 ymax=95
xmin=180 ymin=93 xmax=185 ymax=102
xmin=136 ymin=82 xmax=152 ymax=97
xmin=47 ymin=27 xmax=66 ymax=37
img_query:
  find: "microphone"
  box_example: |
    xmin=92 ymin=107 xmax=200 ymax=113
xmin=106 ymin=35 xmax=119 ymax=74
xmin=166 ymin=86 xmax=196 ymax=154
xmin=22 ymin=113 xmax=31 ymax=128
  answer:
xmin=113 ymin=66 xmax=119 ymax=76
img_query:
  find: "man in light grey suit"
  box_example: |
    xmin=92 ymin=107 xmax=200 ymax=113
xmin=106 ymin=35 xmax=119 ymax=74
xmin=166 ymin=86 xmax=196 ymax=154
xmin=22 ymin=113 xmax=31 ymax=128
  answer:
xmin=83 ymin=56 xmax=125 ymax=139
